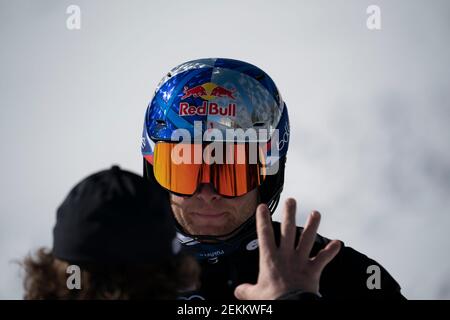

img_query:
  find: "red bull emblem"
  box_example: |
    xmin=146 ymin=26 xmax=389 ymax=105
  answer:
xmin=179 ymin=101 xmax=236 ymax=117
xmin=181 ymin=85 xmax=207 ymax=99
xmin=210 ymin=86 xmax=235 ymax=99
xmin=179 ymin=82 xmax=237 ymax=117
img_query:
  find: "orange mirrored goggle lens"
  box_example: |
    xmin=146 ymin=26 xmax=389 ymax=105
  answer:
xmin=153 ymin=142 xmax=267 ymax=197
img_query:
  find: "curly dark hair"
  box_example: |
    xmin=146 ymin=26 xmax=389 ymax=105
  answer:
xmin=21 ymin=248 xmax=200 ymax=300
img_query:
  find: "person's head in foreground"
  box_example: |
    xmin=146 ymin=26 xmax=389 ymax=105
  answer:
xmin=22 ymin=165 xmax=199 ymax=299
xmin=141 ymin=58 xmax=404 ymax=300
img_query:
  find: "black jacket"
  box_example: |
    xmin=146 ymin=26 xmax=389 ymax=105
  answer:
xmin=178 ymin=221 xmax=406 ymax=300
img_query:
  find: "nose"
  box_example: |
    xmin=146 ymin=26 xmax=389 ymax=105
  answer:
xmin=195 ymin=183 xmax=222 ymax=202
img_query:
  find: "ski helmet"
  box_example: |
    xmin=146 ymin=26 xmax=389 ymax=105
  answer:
xmin=141 ymin=58 xmax=290 ymax=243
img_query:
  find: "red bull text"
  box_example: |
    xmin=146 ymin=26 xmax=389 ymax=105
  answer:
xmin=179 ymin=101 xmax=236 ymax=116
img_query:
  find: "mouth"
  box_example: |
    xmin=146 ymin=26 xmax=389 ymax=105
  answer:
xmin=192 ymin=211 xmax=227 ymax=220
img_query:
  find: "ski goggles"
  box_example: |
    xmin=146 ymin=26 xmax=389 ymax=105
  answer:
xmin=152 ymin=141 xmax=267 ymax=197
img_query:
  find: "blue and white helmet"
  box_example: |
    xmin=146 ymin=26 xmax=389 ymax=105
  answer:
xmin=141 ymin=58 xmax=290 ymax=240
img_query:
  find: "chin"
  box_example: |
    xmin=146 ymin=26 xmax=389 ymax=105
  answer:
xmin=191 ymin=226 xmax=231 ymax=237
xmin=186 ymin=223 xmax=238 ymax=237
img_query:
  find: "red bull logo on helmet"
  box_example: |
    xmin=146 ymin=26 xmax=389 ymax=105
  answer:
xmin=210 ymin=86 xmax=235 ymax=99
xmin=181 ymin=82 xmax=236 ymax=100
xmin=179 ymin=101 xmax=236 ymax=117
xmin=179 ymin=82 xmax=237 ymax=117
xmin=181 ymin=85 xmax=208 ymax=99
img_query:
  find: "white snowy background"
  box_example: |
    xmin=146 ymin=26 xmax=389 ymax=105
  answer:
xmin=1 ymin=0 xmax=449 ymax=299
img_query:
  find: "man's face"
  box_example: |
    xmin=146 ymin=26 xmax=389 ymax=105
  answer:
xmin=170 ymin=184 xmax=258 ymax=237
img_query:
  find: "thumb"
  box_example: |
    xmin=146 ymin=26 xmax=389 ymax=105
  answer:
xmin=234 ymin=283 xmax=255 ymax=300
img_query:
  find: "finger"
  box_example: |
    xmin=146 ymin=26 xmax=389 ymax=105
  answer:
xmin=296 ymin=211 xmax=321 ymax=261
xmin=234 ymin=283 xmax=255 ymax=300
xmin=280 ymin=198 xmax=297 ymax=252
xmin=311 ymin=240 xmax=341 ymax=272
xmin=256 ymin=204 xmax=276 ymax=261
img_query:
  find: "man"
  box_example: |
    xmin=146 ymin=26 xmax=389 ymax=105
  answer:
xmin=22 ymin=166 xmax=199 ymax=299
xmin=141 ymin=58 xmax=405 ymax=300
